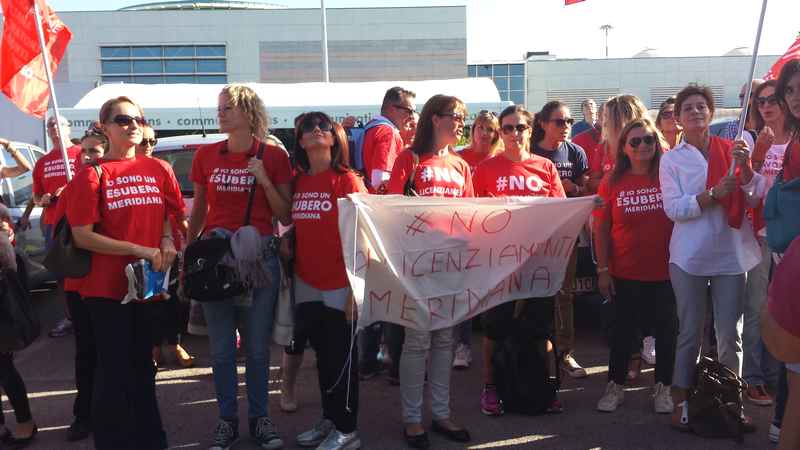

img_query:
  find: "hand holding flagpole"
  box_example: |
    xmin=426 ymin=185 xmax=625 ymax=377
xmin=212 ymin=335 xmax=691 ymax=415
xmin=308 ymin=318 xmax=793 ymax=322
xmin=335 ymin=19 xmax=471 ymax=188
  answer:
xmin=730 ymin=0 xmax=769 ymax=177
xmin=31 ymin=0 xmax=72 ymax=181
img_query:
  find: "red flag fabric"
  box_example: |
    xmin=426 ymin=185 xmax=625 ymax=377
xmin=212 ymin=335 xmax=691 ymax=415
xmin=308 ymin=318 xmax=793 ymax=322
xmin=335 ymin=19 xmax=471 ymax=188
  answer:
xmin=764 ymin=37 xmax=800 ymax=81
xmin=706 ymin=136 xmax=745 ymax=229
xmin=0 ymin=0 xmax=72 ymax=118
xmin=565 ymin=0 xmax=586 ymax=4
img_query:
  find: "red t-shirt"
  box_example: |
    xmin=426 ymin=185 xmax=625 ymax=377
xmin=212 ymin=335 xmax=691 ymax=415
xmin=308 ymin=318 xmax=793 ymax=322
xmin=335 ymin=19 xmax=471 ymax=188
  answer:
xmin=473 ymin=154 xmax=566 ymax=198
xmin=594 ymin=173 xmax=673 ymax=281
xmin=589 ymin=142 xmax=615 ymax=177
xmin=768 ymin=235 xmax=800 ymax=339
xmin=573 ymin=127 xmax=601 ymax=167
xmin=66 ymin=157 xmax=184 ymax=301
xmin=32 ymin=145 xmax=82 ymax=225
xmin=458 ymin=147 xmax=494 ymax=175
xmin=362 ymin=123 xmax=404 ymax=178
xmin=292 ymin=169 xmax=367 ymax=290
xmin=191 ymin=139 xmax=292 ymax=236
xmin=387 ymin=150 xmax=474 ymax=198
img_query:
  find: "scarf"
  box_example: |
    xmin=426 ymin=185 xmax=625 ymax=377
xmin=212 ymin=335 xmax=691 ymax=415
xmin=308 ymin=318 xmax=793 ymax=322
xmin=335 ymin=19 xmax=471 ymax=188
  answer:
xmin=705 ymin=136 xmax=745 ymax=229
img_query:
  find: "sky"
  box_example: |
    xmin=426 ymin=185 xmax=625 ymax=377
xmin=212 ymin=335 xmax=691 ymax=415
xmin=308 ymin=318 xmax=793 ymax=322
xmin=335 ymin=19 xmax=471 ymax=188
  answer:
xmin=46 ymin=0 xmax=800 ymax=62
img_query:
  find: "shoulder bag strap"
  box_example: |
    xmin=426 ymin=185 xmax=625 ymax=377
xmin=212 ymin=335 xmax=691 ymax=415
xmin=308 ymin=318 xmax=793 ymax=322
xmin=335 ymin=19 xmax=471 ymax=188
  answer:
xmin=403 ymin=152 xmax=420 ymax=196
xmin=90 ymin=161 xmax=104 ymax=210
xmin=242 ymin=142 xmax=266 ymax=226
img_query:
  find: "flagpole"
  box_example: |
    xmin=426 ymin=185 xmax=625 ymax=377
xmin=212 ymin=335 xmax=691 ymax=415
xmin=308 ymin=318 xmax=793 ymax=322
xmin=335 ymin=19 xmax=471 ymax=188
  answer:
xmin=320 ymin=0 xmax=330 ymax=82
xmin=730 ymin=0 xmax=768 ymax=176
xmin=32 ymin=0 xmax=72 ymax=181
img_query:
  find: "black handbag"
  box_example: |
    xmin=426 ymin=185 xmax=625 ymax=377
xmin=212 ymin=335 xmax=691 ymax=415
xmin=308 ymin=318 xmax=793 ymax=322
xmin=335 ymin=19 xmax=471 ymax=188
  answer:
xmin=183 ymin=143 xmax=265 ymax=303
xmin=0 ymin=269 xmax=40 ymax=352
xmin=43 ymin=163 xmax=103 ymax=279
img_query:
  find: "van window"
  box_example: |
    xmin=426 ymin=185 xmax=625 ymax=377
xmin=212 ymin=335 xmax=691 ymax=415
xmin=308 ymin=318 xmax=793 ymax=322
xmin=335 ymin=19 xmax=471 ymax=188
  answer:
xmin=155 ymin=148 xmax=196 ymax=195
xmin=3 ymin=147 xmax=37 ymax=206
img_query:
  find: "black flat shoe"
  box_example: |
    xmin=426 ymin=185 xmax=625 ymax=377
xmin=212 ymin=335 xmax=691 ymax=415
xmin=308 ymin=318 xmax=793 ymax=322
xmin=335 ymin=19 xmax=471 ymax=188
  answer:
xmin=432 ymin=421 xmax=471 ymax=442
xmin=66 ymin=419 xmax=91 ymax=442
xmin=7 ymin=425 xmax=37 ymax=449
xmin=403 ymin=429 xmax=429 ymax=449
xmin=0 ymin=427 xmax=11 ymax=443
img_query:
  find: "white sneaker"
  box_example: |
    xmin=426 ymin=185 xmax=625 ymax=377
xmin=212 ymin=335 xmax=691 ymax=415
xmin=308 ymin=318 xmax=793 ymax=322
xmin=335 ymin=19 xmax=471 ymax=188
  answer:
xmin=453 ymin=343 xmax=471 ymax=369
xmin=316 ymin=429 xmax=360 ymax=450
xmin=562 ymin=353 xmax=588 ymax=378
xmin=769 ymin=423 xmax=780 ymax=443
xmin=642 ymin=336 xmax=657 ymax=365
xmin=597 ymin=381 xmax=624 ymax=412
xmin=653 ymin=382 xmax=674 ymax=414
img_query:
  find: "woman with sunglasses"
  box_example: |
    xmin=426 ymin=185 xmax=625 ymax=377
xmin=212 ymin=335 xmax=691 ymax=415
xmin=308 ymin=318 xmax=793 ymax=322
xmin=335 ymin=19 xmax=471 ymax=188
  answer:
xmin=593 ymin=118 xmax=677 ymax=414
xmin=659 ymin=84 xmax=766 ymax=432
xmin=740 ymin=79 xmax=793 ymax=408
xmin=472 ymin=105 xmax=565 ymax=417
xmin=134 ymin=125 xmax=196 ymax=370
xmin=67 ymin=96 xmax=184 ymax=450
xmin=387 ymin=94 xmax=473 ymax=449
xmin=187 ymin=84 xmax=292 ymax=450
xmin=290 ymin=112 xmax=366 ymax=450
xmin=656 ymin=97 xmax=682 ymax=150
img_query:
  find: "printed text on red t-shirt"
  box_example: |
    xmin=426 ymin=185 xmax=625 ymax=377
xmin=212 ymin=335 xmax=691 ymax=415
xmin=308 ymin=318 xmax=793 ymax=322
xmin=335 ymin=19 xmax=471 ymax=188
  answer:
xmin=210 ymin=167 xmax=255 ymax=193
xmin=492 ymin=175 xmax=545 ymax=194
xmin=417 ymin=166 xmax=465 ymax=196
xmin=42 ymin=159 xmax=76 ymax=180
xmin=615 ymin=186 xmax=663 ymax=213
xmin=292 ymin=191 xmax=334 ymax=220
xmin=105 ymin=175 xmax=163 ymax=211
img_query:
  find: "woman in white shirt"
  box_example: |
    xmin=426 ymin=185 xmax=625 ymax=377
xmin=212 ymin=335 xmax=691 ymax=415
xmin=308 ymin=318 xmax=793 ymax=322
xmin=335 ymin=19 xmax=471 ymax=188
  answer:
xmin=659 ymin=84 xmax=766 ymax=431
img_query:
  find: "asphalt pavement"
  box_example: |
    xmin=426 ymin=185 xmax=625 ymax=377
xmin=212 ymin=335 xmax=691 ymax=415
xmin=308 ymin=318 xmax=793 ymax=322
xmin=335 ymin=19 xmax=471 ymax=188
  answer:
xmin=3 ymin=288 xmax=778 ymax=450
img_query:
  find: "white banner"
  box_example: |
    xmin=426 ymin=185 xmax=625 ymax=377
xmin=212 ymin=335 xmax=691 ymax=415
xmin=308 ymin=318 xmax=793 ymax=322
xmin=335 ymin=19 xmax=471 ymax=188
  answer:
xmin=338 ymin=194 xmax=596 ymax=331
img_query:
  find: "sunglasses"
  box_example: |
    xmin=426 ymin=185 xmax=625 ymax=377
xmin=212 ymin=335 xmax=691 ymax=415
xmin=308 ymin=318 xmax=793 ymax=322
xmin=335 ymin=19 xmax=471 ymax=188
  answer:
xmin=548 ymin=118 xmax=575 ymax=127
xmin=392 ymin=104 xmax=416 ymax=115
xmin=628 ymin=135 xmax=656 ymax=147
xmin=660 ymin=110 xmax=674 ymax=119
xmin=140 ymin=138 xmax=157 ymax=147
xmin=437 ymin=112 xmax=466 ymax=123
xmin=478 ymin=109 xmax=496 ymax=117
xmin=300 ymin=120 xmax=333 ymax=134
xmin=501 ymin=124 xmax=530 ymax=134
xmin=756 ymin=95 xmax=779 ymax=107
xmin=111 ymin=114 xmax=147 ymax=127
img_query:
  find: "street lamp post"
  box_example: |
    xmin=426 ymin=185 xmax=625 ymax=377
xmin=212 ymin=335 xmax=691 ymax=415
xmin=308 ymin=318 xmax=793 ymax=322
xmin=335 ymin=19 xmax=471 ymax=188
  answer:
xmin=600 ymin=24 xmax=613 ymax=58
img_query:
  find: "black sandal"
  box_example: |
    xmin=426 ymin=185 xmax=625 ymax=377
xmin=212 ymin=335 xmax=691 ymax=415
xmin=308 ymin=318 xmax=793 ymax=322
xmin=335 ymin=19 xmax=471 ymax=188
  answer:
xmin=403 ymin=429 xmax=429 ymax=449
xmin=432 ymin=421 xmax=471 ymax=442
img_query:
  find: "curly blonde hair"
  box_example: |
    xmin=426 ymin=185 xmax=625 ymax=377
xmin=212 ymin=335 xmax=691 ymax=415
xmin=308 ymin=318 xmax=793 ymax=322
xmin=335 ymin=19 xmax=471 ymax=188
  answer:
xmin=220 ymin=84 xmax=269 ymax=138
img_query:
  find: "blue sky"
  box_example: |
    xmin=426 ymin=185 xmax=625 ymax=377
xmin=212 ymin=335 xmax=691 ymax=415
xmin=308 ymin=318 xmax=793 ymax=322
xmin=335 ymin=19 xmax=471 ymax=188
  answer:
xmin=48 ymin=0 xmax=799 ymax=62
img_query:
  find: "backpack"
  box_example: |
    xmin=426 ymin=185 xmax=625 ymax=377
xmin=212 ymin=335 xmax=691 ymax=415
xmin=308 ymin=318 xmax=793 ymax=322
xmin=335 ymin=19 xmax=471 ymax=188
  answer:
xmin=492 ymin=302 xmax=560 ymax=415
xmin=687 ymin=357 xmax=746 ymax=442
xmin=0 ymin=268 xmax=40 ymax=352
xmin=348 ymin=117 xmax=396 ymax=173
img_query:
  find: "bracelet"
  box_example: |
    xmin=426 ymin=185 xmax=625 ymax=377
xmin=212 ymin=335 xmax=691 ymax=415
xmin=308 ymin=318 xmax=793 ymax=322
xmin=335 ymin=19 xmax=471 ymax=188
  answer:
xmin=596 ymin=266 xmax=609 ymax=273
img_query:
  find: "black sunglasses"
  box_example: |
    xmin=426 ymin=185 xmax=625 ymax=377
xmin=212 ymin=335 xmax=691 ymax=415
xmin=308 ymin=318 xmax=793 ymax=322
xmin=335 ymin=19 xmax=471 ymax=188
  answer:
xmin=436 ymin=112 xmax=466 ymax=123
xmin=548 ymin=118 xmax=575 ymax=127
xmin=501 ymin=124 xmax=530 ymax=134
xmin=756 ymin=95 xmax=779 ymax=107
xmin=111 ymin=114 xmax=147 ymax=127
xmin=300 ymin=119 xmax=333 ymax=134
xmin=660 ymin=110 xmax=674 ymax=119
xmin=628 ymin=135 xmax=656 ymax=147
xmin=140 ymin=138 xmax=157 ymax=147
xmin=392 ymin=104 xmax=416 ymax=115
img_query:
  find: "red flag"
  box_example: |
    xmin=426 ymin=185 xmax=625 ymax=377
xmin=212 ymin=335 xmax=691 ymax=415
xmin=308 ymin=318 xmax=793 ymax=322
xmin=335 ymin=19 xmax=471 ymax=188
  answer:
xmin=565 ymin=0 xmax=586 ymax=4
xmin=764 ymin=36 xmax=800 ymax=81
xmin=0 ymin=0 xmax=72 ymax=118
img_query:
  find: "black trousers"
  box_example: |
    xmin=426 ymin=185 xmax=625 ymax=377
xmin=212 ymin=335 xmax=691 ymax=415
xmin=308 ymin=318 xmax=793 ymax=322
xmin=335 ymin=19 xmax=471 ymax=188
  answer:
xmin=151 ymin=294 xmax=184 ymax=346
xmin=384 ymin=323 xmax=405 ymax=378
xmin=296 ymin=302 xmax=359 ymax=433
xmin=608 ymin=278 xmax=678 ymax=386
xmin=0 ymin=352 xmax=32 ymax=426
xmin=85 ymin=298 xmax=167 ymax=450
xmin=65 ymin=291 xmax=95 ymax=424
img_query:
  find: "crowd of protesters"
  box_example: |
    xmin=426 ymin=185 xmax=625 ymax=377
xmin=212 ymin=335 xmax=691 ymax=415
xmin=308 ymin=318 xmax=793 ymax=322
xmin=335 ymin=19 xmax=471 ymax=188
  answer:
xmin=0 ymin=59 xmax=799 ymax=450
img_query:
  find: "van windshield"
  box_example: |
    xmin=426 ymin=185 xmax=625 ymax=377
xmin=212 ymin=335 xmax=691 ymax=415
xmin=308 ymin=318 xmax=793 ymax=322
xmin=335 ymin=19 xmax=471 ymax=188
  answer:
xmin=155 ymin=148 xmax=195 ymax=196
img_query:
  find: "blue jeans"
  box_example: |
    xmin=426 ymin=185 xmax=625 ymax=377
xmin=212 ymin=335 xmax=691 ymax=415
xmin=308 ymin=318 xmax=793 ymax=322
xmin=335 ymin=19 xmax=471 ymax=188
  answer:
xmin=743 ymin=238 xmax=780 ymax=386
xmin=202 ymin=254 xmax=280 ymax=421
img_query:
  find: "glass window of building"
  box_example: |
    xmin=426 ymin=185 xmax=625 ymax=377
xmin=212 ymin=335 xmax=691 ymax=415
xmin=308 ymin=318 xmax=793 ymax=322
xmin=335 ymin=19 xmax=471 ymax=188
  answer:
xmin=467 ymin=62 xmax=526 ymax=106
xmin=100 ymin=45 xmax=227 ymax=84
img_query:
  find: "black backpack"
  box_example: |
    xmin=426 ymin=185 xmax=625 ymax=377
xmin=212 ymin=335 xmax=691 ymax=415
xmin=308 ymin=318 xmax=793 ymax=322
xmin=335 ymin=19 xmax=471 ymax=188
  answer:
xmin=687 ymin=357 xmax=746 ymax=442
xmin=492 ymin=302 xmax=560 ymax=415
xmin=0 ymin=269 xmax=40 ymax=352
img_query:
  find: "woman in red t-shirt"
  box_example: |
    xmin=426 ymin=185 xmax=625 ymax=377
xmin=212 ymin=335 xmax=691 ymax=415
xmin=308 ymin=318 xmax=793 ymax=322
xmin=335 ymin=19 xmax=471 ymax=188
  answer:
xmin=290 ymin=112 xmax=366 ymax=449
xmin=459 ymin=110 xmax=502 ymax=175
xmin=186 ymin=84 xmax=292 ymax=449
xmin=593 ymin=118 xmax=677 ymax=415
xmin=473 ymin=105 xmax=565 ymax=417
xmin=67 ymin=96 xmax=184 ymax=450
xmin=387 ymin=95 xmax=473 ymax=448
xmin=587 ymin=95 xmax=649 ymax=193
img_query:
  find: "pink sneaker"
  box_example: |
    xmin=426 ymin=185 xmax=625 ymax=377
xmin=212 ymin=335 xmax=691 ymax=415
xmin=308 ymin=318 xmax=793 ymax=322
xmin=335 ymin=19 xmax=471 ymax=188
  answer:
xmin=546 ymin=398 xmax=564 ymax=414
xmin=480 ymin=386 xmax=504 ymax=416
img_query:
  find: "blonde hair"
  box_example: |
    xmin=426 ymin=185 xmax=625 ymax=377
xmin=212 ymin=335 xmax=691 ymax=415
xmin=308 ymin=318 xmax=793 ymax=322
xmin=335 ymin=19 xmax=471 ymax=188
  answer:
xmin=220 ymin=84 xmax=269 ymax=138
xmin=99 ymin=96 xmax=144 ymax=124
xmin=602 ymin=95 xmax=648 ymax=144
xmin=469 ymin=111 xmax=502 ymax=154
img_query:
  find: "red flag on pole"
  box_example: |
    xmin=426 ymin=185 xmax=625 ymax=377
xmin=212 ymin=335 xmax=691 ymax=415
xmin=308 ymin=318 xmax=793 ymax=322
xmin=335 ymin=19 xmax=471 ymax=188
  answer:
xmin=565 ymin=0 xmax=586 ymax=4
xmin=764 ymin=36 xmax=800 ymax=81
xmin=0 ymin=0 xmax=72 ymax=118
